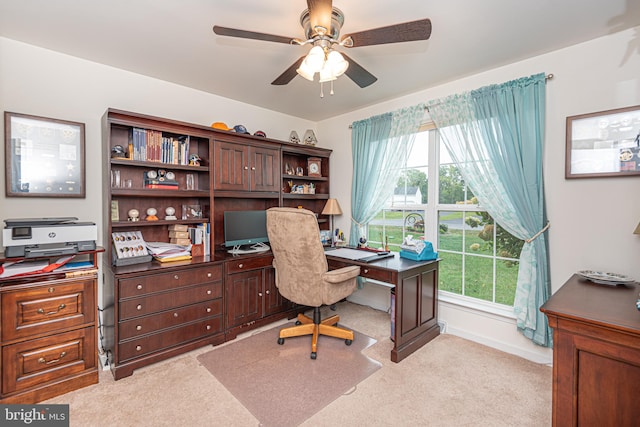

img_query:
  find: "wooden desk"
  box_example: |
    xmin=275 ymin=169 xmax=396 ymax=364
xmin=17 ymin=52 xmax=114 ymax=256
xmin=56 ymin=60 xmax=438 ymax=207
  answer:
xmin=540 ymin=274 xmax=640 ymax=426
xmin=326 ymin=252 xmax=440 ymax=363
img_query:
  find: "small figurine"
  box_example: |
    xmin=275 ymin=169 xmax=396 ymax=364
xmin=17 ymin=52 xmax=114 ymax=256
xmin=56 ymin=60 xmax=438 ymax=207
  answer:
xmin=303 ymin=129 xmax=317 ymax=146
xmin=111 ymin=145 xmax=127 ymax=158
xmin=145 ymin=207 xmax=159 ymax=221
xmin=165 ymin=206 xmax=177 ymax=220
xmin=289 ymin=130 xmax=300 ymax=144
xmin=189 ymin=153 xmax=201 ymax=166
xmin=128 ymin=209 xmax=140 ymax=222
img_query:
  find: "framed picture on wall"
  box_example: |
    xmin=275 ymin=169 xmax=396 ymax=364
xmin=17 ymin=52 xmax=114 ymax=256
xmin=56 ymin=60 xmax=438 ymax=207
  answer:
xmin=565 ymin=105 xmax=640 ymax=179
xmin=5 ymin=111 xmax=86 ymax=197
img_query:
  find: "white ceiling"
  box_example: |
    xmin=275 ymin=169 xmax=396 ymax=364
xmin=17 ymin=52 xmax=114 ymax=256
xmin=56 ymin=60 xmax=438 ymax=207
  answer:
xmin=1 ymin=0 xmax=639 ymax=121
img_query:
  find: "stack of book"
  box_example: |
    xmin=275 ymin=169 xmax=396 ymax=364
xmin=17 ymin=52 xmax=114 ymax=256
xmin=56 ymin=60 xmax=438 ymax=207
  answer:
xmin=146 ymin=241 xmax=192 ymax=263
xmin=144 ymin=173 xmax=179 ymax=190
xmin=169 ymin=224 xmax=191 ymax=245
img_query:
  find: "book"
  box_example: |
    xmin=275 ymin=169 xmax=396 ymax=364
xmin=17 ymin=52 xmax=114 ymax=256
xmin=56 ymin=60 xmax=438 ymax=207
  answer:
xmin=168 ymin=224 xmax=189 ymax=231
xmin=170 ymin=238 xmax=191 ymax=245
xmin=169 ymin=231 xmax=190 ymax=238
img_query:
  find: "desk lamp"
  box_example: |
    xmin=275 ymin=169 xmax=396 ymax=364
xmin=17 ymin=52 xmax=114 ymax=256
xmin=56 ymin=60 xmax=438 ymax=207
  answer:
xmin=322 ymin=198 xmax=342 ymax=246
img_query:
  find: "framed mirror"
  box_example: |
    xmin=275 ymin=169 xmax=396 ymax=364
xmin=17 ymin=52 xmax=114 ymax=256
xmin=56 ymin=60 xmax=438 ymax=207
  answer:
xmin=565 ymin=105 xmax=640 ymax=179
xmin=5 ymin=112 xmax=86 ymax=197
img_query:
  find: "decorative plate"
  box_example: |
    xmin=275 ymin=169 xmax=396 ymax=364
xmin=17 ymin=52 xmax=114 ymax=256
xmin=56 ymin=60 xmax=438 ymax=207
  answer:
xmin=577 ymin=270 xmax=635 ymax=285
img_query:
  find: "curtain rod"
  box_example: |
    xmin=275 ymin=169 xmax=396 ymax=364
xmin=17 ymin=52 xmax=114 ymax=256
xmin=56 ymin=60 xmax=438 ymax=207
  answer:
xmin=348 ymin=74 xmax=554 ymax=128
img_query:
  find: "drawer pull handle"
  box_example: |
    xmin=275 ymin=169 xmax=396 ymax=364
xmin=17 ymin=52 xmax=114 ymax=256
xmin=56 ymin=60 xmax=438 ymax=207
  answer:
xmin=136 ymin=345 xmax=142 ymax=351
xmin=137 ymin=284 xmax=143 ymax=290
xmin=265 ymin=290 xmax=270 ymax=295
xmin=48 ymin=287 xmax=55 ymax=293
xmin=173 ymin=312 xmax=179 ymax=318
xmin=364 ymin=269 xmax=369 ymax=274
xmin=136 ymin=325 xmax=142 ymax=331
xmin=136 ymin=304 xmax=142 ymax=310
xmin=38 ymin=351 xmax=67 ymax=365
xmin=206 ymin=325 xmax=211 ymax=330
xmin=238 ymin=263 xmax=244 ymax=268
xmin=37 ymin=304 xmax=66 ymax=315
xmin=174 ymin=275 xmax=179 ymax=280
xmin=207 ymin=290 xmax=212 ymax=295
xmin=207 ymin=273 xmax=212 ymax=278
xmin=258 ymin=292 xmax=263 ymax=297
xmin=206 ymin=307 xmax=212 ymax=313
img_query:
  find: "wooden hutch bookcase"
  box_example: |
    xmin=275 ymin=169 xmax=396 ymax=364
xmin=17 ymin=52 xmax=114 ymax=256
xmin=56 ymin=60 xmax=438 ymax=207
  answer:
xmin=101 ymin=109 xmax=332 ymax=379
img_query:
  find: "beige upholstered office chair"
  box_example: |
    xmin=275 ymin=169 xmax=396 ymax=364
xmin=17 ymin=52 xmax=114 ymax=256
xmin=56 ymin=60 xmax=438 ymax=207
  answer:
xmin=266 ymin=207 xmax=360 ymax=359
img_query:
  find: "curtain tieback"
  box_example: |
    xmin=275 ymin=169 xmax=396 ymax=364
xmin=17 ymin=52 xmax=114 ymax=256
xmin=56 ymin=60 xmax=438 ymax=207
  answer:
xmin=351 ymin=217 xmax=364 ymax=228
xmin=526 ymin=222 xmax=550 ymax=243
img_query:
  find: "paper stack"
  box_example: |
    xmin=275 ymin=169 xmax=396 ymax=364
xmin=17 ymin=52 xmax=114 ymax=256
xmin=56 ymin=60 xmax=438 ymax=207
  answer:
xmin=146 ymin=241 xmax=192 ymax=263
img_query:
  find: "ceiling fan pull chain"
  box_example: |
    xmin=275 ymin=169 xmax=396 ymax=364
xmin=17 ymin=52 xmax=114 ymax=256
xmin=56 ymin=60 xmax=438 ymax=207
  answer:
xmin=330 ymin=80 xmax=335 ymax=96
xmin=320 ymin=81 xmax=324 ymax=98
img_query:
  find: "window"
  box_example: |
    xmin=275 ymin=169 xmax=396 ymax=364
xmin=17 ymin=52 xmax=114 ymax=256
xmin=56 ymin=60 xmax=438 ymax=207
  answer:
xmin=366 ymin=130 xmax=523 ymax=310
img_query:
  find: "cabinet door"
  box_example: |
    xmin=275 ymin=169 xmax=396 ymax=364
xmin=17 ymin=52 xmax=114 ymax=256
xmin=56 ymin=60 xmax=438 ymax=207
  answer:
xmin=263 ymin=266 xmax=289 ymax=316
xmin=214 ymin=140 xmax=249 ymax=191
xmin=226 ymin=270 xmax=262 ymax=328
xmin=251 ymin=146 xmax=280 ymax=192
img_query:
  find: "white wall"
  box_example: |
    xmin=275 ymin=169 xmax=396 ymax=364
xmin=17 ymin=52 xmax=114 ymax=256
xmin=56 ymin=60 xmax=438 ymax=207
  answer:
xmin=0 ymin=37 xmax=316 ymax=248
xmin=318 ymin=27 xmax=640 ymax=363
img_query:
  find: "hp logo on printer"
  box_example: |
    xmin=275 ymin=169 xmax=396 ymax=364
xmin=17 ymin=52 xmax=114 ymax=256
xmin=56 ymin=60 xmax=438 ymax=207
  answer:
xmin=48 ymin=232 xmax=57 ymax=238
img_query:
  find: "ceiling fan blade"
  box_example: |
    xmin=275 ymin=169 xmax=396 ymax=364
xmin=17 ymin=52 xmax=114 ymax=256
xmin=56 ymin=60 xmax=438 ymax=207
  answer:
xmin=341 ymin=52 xmax=377 ymax=88
xmin=342 ymin=18 xmax=432 ymax=47
xmin=213 ymin=25 xmax=295 ymax=44
xmin=307 ymin=0 xmax=333 ymax=34
xmin=271 ymin=56 xmax=306 ymax=85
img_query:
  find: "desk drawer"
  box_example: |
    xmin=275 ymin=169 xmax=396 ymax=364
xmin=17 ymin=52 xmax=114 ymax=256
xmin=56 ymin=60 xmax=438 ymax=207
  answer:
xmin=327 ymin=260 xmax=393 ymax=283
xmin=119 ymin=264 xmax=222 ymax=298
xmin=1 ymin=278 xmax=96 ymax=342
xmin=2 ymin=327 xmax=96 ymax=394
xmin=119 ymin=282 xmax=222 ymax=320
xmin=118 ymin=317 xmax=222 ymax=362
xmin=226 ymin=256 xmax=273 ymax=274
xmin=118 ymin=299 xmax=222 ymax=340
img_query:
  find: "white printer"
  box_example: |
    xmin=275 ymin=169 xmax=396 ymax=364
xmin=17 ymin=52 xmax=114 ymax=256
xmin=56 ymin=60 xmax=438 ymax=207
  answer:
xmin=3 ymin=217 xmax=97 ymax=258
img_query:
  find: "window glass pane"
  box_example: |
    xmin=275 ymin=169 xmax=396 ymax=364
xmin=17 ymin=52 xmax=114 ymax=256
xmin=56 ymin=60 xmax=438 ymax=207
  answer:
xmin=438 ymin=211 xmax=462 ymax=252
xmin=496 ymin=265 xmax=518 ymax=305
xmin=464 ymin=255 xmax=494 ymax=302
xmin=495 ymin=223 xmax=525 ymax=259
xmin=439 ymin=252 xmax=462 ymax=294
xmin=438 ymin=165 xmax=466 ymax=204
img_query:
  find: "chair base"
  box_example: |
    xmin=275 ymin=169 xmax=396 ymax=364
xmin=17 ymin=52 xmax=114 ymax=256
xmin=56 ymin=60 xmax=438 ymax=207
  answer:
xmin=278 ymin=307 xmax=354 ymax=359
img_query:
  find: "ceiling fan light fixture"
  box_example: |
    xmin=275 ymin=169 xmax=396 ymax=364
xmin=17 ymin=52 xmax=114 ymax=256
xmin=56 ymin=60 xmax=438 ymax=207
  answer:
xmin=326 ymin=50 xmax=348 ymax=77
xmin=296 ymin=61 xmax=316 ymax=81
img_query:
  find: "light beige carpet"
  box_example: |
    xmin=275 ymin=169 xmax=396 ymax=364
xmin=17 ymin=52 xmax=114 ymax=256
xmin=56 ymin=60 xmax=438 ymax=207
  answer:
xmin=197 ymin=322 xmax=381 ymax=427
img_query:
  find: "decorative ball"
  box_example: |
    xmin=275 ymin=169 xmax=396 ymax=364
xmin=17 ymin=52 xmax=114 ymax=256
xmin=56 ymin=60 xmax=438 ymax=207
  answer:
xmin=165 ymin=207 xmax=175 ymax=216
xmin=146 ymin=208 xmax=157 ymax=216
xmin=128 ymin=209 xmax=139 ymax=219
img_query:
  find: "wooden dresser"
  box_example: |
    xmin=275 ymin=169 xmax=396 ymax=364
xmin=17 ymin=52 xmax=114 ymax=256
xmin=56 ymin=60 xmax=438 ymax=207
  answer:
xmin=0 ymin=249 xmax=103 ymax=403
xmin=540 ymin=274 xmax=640 ymax=426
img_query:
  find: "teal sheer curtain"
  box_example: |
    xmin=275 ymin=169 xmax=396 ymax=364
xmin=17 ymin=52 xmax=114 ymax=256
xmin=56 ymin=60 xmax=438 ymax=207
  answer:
xmin=350 ymin=104 xmax=425 ymax=246
xmin=427 ymin=73 xmax=552 ymax=347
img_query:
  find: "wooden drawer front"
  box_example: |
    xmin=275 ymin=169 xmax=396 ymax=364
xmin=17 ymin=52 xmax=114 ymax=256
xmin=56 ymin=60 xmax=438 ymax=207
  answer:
xmin=327 ymin=260 xmax=393 ymax=283
xmin=119 ymin=282 xmax=222 ymax=320
xmin=226 ymin=256 xmax=273 ymax=274
xmin=119 ymin=265 xmax=222 ymax=298
xmin=2 ymin=327 xmax=96 ymax=394
xmin=2 ymin=279 xmax=96 ymax=342
xmin=118 ymin=317 xmax=222 ymax=362
xmin=118 ymin=299 xmax=222 ymax=340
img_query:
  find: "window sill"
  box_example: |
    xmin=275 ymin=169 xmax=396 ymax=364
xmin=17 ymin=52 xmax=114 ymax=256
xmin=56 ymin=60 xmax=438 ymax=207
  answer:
xmin=438 ymin=291 xmax=516 ymax=320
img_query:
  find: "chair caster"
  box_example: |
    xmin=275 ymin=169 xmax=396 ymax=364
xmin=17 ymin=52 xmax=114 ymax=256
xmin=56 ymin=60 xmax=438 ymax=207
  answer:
xmin=277 ymin=337 xmax=285 ymax=345
xmin=310 ymin=352 xmax=317 ymax=360
xmin=345 ymin=339 xmax=353 ymax=346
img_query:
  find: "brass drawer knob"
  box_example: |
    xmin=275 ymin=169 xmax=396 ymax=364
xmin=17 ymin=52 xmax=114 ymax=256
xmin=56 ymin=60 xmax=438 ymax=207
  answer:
xmin=137 ymin=284 xmax=143 ymax=290
xmin=48 ymin=287 xmax=55 ymax=293
xmin=206 ymin=325 xmax=211 ymax=330
xmin=174 ymin=275 xmax=179 ymax=280
xmin=238 ymin=263 xmax=244 ymax=268
xmin=173 ymin=312 xmax=179 ymax=317
xmin=258 ymin=292 xmax=263 ymax=297
xmin=207 ymin=272 xmax=212 ymax=278
xmin=38 ymin=351 xmax=67 ymax=365
xmin=136 ymin=345 xmax=142 ymax=351
xmin=136 ymin=325 xmax=142 ymax=331
xmin=206 ymin=307 xmax=212 ymax=313
xmin=136 ymin=304 xmax=142 ymax=310
xmin=207 ymin=290 xmax=212 ymax=295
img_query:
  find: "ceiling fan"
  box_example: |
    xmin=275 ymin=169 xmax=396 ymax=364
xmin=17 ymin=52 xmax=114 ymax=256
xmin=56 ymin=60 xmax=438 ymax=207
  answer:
xmin=213 ymin=0 xmax=432 ymax=89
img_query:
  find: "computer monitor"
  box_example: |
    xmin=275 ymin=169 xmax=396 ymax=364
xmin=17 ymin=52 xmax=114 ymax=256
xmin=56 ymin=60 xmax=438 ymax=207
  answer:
xmin=223 ymin=210 xmax=270 ymax=254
